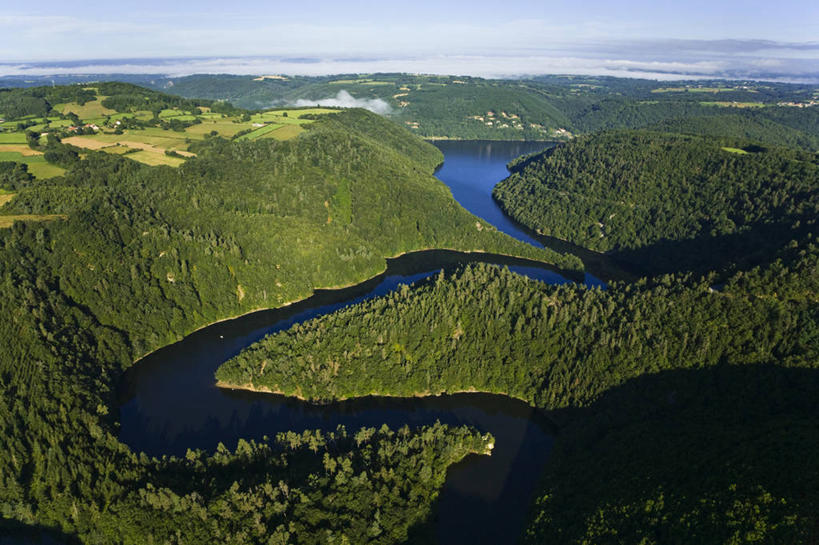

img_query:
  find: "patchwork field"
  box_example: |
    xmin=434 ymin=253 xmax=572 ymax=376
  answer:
xmin=1 ymin=88 xmax=339 ymax=174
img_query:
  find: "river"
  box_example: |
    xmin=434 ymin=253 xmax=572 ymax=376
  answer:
xmin=117 ymin=140 xmax=586 ymax=544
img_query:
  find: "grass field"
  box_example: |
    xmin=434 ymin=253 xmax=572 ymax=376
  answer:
xmin=101 ymin=145 xmax=136 ymax=155
xmin=0 ymin=144 xmax=42 ymax=156
xmin=185 ymin=120 xmax=250 ymax=138
xmin=62 ymin=135 xmax=192 ymax=167
xmin=0 ymin=133 xmax=27 ymax=144
xmin=47 ymin=119 xmax=74 ymax=128
xmin=62 ymin=100 xmax=115 ymax=119
xmin=125 ymin=150 xmax=185 ymax=167
xmin=329 ymin=79 xmax=392 ymax=85
xmin=652 ymin=87 xmax=738 ymax=94
xmin=0 ymin=193 xmax=14 ymax=207
xmin=1 ymin=144 xmax=43 ymax=156
xmin=701 ymin=101 xmax=765 ymax=108
xmin=0 ymin=150 xmax=66 ymax=179
xmin=0 ymin=214 xmax=67 ymax=229
xmin=264 ymin=124 xmax=304 ymax=140
xmin=250 ymin=108 xmax=337 ymax=124
xmin=237 ymin=124 xmax=284 ymax=140
xmin=722 ymin=147 xmax=749 ymax=154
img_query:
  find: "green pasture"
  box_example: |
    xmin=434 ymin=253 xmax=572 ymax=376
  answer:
xmin=62 ymin=100 xmax=115 ymax=119
xmin=0 ymin=151 xmax=65 ymax=179
xmin=700 ymin=101 xmax=765 ymax=108
xmin=237 ymin=124 xmax=284 ymax=141
xmin=0 ymin=133 xmax=27 ymax=144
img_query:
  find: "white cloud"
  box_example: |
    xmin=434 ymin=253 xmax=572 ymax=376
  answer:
xmin=0 ymin=45 xmax=816 ymax=83
xmin=293 ymin=90 xmax=392 ymax=114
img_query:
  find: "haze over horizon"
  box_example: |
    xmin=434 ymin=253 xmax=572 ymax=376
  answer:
xmin=1 ymin=0 xmax=817 ymax=82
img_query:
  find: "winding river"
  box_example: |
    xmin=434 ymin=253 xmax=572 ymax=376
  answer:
xmin=118 ymin=141 xmax=593 ymax=544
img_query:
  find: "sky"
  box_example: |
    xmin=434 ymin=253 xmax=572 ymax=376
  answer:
xmin=1 ymin=0 xmax=817 ymax=80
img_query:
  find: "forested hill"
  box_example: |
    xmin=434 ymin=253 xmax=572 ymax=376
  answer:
xmin=646 ymin=112 xmax=819 ymax=151
xmin=2 ymin=107 xmax=574 ymax=356
xmin=5 ymin=74 xmax=816 ymax=144
xmin=216 ymin=235 xmax=819 ymax=542
xmin=0 ymin=99 xmax=570 ymax=543
xmin=139 ymin=74 xmax=819 ymax=144
xmin=493 ymin=130 xmax=819 ymax=275
xmin=216 ymin=238 xmax=818 ymax=407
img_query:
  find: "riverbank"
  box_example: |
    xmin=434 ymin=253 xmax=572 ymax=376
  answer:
xmin=129 ymin=247 xmax=581 ymax=365
xmin=215 ymin=379 xmax=532 ymax=409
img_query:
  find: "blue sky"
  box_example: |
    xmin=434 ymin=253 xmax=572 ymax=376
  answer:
xmin=1 ymin=0 xmax=817 ymax=80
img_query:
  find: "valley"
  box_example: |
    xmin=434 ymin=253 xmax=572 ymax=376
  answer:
xmin=0 ymin=76 xmax=816 ymax=544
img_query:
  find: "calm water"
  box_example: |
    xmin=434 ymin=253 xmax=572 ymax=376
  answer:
xmin=433 ymin=140 xmax=611 ymax=286
xmin=117 ymin=142 xmax=595 ymax=544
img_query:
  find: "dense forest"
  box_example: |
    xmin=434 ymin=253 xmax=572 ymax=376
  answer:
xmin=493 ymin=130 xmax=819 ymax=275
xmin=0 ymin=91 xmax=574 ymax=543
xmin=216 ymin=240 xmax=818 ymax=407
xmin=2 ymin=108 xmax=575 ymax=355
xmin=217 ymin=236 xmax=819 ymax=542
xmin=2 ymin=76 xmax=818 ymax=543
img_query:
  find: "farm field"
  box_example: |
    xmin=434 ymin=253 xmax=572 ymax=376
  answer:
xmin=700 ymin=101 xmax=765 ymax=108
xmin=0 ymin=133 xmax=27 ymax=144
xmin=0 ymin=213 xmax=66 ymax=228
xmin=652 ymin=86 xmax=741 ymax=93
xmin=0 ymin=149 xmax=65 ymax=178
xmin=1 ymin=86 xmax=339 ymax=174
xmin=62 ymin=99 xmax=116 ymax=119
xmin=236 ymin=123 xmax=283 ymax=140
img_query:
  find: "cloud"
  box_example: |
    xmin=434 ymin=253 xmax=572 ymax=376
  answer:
xmin=0 ymin=42 xmax=816 ymax=83
xmin=293 ymin=90 xmax=392 ymax=114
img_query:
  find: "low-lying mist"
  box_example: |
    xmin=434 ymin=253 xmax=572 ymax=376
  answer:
xmin=293 ymin=90 xmax=392 ymax=114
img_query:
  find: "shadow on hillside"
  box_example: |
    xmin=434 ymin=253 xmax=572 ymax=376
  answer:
xmin=0 ymin=520 xmax=80 ymax=545
xmin=531 ymin=364 xmax=819 ymax=544
xmin=609 ymin=218 xmax=813 ymax=278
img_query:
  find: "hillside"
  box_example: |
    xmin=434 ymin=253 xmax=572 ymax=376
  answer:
xmin=646 ymin=113 xmax=819 ymax=150
xmin=215 ymin=237 xmax=819 ymax=543
xmin=493 ymin=130 xmax=819 ymax=275
xmin=153 ymin=74 xmax=574 ymax=140
xmin=4 ymin=75 xmax=817 ymax=144
xmin=142 ymin=74 xmax=819 ymax=145
xmin=0 ymin=84 xmax=574 ymax=543
xmin=216 ymin=239 xmax=818 ymax=407
xmin=0 ymin=83 xmax=344 ymax=177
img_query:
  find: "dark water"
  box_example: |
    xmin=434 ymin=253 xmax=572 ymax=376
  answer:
xmin=117 ymin=142 xmax=595 ymax=544
xmin=433 ymin=140 xmax=631 ymax=284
